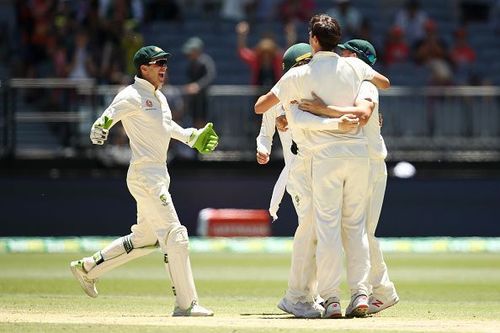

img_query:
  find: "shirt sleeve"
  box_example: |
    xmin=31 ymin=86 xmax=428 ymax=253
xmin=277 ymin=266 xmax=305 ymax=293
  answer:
xmin=356 ymin=81 xmax=379 ymax=106
xmin=93 ymin=93 xmax=138 ymax=129
xmin=171 ymin=121 xmax=196 ymax=145
xmin=347 ymin=57 xmax=376 ymax=81
xmin=256 ymin=105 xmax=279 ymax=154
xmin=271 ymin=70 xmax=297 ymax=106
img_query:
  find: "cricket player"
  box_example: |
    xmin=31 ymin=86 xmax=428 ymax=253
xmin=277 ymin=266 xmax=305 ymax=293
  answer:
xmin=298 ymin=39 xmax=399 ymax=314
xmin=256 ymin=43 xmax=312 ymax=221
xmin=70 ymin=46 xmax=217 ymax=317
xmin=255 ymin=14 xmax=390 ymax=318
xmin=257 ymin=43 xmax=360 ymax=319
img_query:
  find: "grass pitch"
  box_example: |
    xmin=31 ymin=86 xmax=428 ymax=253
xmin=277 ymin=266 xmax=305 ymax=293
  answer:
xmin=1 ymin=250 xmax=499 ymax=332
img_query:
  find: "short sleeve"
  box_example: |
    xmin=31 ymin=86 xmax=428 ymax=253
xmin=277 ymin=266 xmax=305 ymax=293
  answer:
xmin=356 ymin=81 xmax=379 ymax=105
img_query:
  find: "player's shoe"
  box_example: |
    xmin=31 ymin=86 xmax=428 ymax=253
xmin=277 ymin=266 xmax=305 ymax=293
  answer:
xmin=345 ymin=293 xmax=369 ymax=318
xmin=367 ymin=293 xmax=399 ymax=314
xmin=277 ymin=297 xmax=324 ymax=318
xmin=70 ymin=260 xmax=98 ymax=298
xmin=322 ymin=296 xmax=342 ymax=319
xmin=172 ymin=301 xmax=214 ymax=317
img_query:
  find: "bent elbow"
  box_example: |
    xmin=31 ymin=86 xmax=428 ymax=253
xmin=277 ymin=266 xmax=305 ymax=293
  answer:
xmin=254 ymin=103 xmax=264 ymax=114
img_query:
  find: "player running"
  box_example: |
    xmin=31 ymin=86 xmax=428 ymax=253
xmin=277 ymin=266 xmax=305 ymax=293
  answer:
xmin=70 ymin=46 xmax=218 ymax=317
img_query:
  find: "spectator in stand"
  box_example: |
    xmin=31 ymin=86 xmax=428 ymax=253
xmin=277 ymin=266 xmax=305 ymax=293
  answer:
xmin=326 ymin=0 xmax=362 ymax=40
xmin=449 ymin=28 xmax=476 ymax=84
xmin=394 ymin=0 xmax=428 ymax=48
xmin=414 ymin=20 xmax=453 ymax=85
xmin=383 ymin=26 xmax=410 ymax=66
xmin=236 ymin=21 xmax=284 ymax=87
xmin=278 ymin=0 xmax=315 ymax=24
xmin=182 ymin=37 xmax=217 ymax=128
xmin=67 ymin=28 xmax=98 ymax=80
xmin=449 ymin=28 xmax=475 ymax=67
xmin=414 ymin=20 xmax=448 ymax=65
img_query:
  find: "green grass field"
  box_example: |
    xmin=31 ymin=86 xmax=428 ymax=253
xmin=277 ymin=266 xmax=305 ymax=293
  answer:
xmin=1 ymin=251 xmax=500 ymax=332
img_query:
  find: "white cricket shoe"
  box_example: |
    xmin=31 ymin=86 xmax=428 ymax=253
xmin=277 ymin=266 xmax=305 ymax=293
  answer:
xmin=70 ymin=260 xmax=98 ymax=298
xmin=322 ymin=297 xmax=342 ymax=319
xmin=277 ymin=297 xmax=324 ymax=318
xmin=345 ymin=293 xmax=369 ymax=318
xmin=172 ymin=301 xmax=214 ymax=317
xmin=368 ymin=293 xmax=399 ymax=314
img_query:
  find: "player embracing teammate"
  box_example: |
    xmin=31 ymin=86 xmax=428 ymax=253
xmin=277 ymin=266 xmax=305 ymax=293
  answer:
xmin=255 ymin=14 xmax=398 ymax=318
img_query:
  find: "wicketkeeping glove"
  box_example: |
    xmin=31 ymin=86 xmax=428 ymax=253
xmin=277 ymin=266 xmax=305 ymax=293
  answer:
xmin=90 ymin=116 xmax=113 ymax=145
xmin=188 ymin=122 xmax=219 ymax=154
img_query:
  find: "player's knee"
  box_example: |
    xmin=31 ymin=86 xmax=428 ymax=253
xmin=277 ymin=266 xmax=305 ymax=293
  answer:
xmin=166 ymin=225 xmax=190 ymax=254
xmin=129 ymin=232 xmax=158 ymax=249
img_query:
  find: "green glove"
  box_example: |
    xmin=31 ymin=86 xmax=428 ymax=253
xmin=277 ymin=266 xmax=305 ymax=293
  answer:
xmin=190 ymin=122 xmax=219 ymax=154
xmin=102 ymin=116 xmax=113 ymax=129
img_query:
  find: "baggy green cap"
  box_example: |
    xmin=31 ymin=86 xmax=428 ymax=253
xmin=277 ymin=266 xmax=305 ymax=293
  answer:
xmin=338 ymin=39 xmax=377 ymax=66
xmin=133 ymin=45 xmax=170 ymax=69
xmin=282 ymin=43 xmax=313 ymax=73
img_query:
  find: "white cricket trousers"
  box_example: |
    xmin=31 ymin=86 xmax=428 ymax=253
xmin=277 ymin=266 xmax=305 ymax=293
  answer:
xmin=126 ymin=163 xmax=199 ymax=309
xmin=313 ymin=154 xmax=371 ymax=300
xmin=367 ymin=159 xmax=396 ymax=296
xmin=126 ymin=163 xmax=181 ymax=248
xmin=285 ymin=155 xmax=317 ymax=303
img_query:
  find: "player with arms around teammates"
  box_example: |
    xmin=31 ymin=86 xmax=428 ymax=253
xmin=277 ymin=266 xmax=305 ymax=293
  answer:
xmin=297 ymin=39 xmax=399 ymax=314
xmin=70 ymin=46 xmax=218 ymax=317
xmin=255 ymin=14 xmax=390 ymax=319
xmin=256 ymin=43 xmax=360 ymax=320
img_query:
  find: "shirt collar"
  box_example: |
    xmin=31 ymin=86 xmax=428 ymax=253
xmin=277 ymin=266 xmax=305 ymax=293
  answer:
xmin=312 ymin=51 xmax=339 ymax=59
xmin=134 ymin=75 xmax=157 ymax=92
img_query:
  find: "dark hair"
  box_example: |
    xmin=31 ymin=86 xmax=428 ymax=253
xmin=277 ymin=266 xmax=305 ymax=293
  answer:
xmin=308 ymin=14 xmax=342 ymax=51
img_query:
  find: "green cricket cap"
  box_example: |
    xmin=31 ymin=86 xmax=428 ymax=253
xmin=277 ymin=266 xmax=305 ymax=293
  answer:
xmin=282 ymin=43 xmax=313 ymax=73
xmin=338 ymin=39 xmax=377 ymax=66
xmin=133 ymin=45 xmax=170 ymax=69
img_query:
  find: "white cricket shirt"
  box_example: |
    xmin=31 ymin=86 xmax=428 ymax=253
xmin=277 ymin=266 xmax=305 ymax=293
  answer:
xmin=271 ymin=51 xmax=376 ymax=157
xmin=99 ymin=76 xmax=194 ymax=165
xmin=356 ymin=81 xmax=387 ymax=160
xmin=256 ymin=103 xmax=294 ymax=166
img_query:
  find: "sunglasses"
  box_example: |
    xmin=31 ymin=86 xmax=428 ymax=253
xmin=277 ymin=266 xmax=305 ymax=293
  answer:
xmin=148 ymin=59 xmax=168 ymax=67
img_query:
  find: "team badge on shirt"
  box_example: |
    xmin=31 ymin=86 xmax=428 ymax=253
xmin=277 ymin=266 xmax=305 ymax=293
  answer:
xmin=160 ymin=194 xmax=169 ymax=206
xmin=145 ymin=99 xmax=153 ymax=107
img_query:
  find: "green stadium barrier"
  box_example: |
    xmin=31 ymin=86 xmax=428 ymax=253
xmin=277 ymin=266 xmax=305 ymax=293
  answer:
xmin=0 ymin=237 xmax=499 ymax=254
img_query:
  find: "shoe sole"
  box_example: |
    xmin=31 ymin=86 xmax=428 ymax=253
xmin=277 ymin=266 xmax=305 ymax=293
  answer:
xmin=346 ymin=305 xmax=368 ymax=318
xmin=323 ymin=313 xmax=342 ymax=319
xmin=367 ymin=297 xmax=399 ymax=315
xmin=70 ymin=265 xmax=98 ymax=298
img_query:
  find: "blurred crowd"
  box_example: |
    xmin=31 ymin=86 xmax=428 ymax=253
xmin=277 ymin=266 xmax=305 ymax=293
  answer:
xmin=2 ymin=0 xmax=498 ymax=86
xmin=1 ymin=0 xmax=499 ymax=161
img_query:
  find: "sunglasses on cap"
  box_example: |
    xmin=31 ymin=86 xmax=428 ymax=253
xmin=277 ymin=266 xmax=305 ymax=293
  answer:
xmin=148 ymin=59 xmax=168 ymax=67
